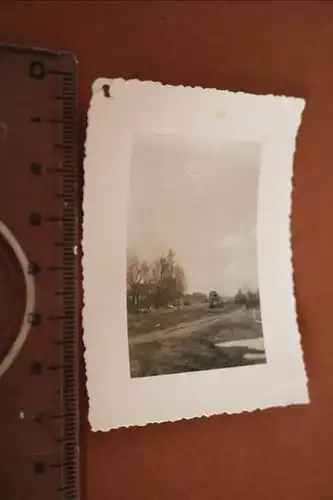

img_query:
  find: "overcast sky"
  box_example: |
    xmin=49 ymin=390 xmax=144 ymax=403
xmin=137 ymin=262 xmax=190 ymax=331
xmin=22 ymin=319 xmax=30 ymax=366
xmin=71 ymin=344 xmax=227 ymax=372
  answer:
xmin=127 ymin=134 xmax=261 ymax=296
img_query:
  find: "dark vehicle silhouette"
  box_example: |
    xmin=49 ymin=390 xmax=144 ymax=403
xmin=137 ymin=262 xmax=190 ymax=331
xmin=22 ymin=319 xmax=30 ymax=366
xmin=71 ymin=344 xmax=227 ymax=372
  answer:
xmin=208 ymin=290 xmax=224 ymax=309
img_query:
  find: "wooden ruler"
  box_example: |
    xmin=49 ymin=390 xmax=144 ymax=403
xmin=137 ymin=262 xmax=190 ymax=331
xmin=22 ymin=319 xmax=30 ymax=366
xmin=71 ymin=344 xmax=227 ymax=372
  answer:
xmin=0 ymin=44 xmax=79 ymax=500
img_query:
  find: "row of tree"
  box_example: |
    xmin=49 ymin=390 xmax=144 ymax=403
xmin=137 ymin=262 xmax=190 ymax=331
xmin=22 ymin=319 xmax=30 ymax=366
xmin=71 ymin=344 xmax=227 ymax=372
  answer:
xmin=234 ymin=288 xmax=260 ymax=308
xmin=127 ymin=249 xmax=260 ymax=312
xmin=127 ymin=249 xmax=187 ymax=311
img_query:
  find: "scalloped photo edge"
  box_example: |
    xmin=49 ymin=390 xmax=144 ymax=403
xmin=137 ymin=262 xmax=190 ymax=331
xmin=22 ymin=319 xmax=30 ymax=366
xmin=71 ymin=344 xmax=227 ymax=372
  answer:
xmin=83 ymin=78 xmax=309 ymax=431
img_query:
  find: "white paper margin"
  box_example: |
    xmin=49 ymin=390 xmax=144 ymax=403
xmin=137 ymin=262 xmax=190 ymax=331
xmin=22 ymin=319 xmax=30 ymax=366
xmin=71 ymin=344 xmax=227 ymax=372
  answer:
xmin=83 ymin=78 xmax=309 ymax=431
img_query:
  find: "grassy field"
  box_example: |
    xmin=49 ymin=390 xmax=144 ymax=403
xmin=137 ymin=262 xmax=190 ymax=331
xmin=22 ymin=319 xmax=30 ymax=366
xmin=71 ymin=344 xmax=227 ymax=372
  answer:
xmin=129 ymin=337 xmax=264 ymax=378
xmin=128 ymin=304 xmax=265 ymax=378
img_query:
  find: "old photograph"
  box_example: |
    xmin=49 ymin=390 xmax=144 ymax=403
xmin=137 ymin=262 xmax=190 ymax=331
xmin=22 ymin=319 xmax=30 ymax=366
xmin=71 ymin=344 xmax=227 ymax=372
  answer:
xmin=127 ymin=135 xmax=266 ymax=378
xmin=84 ymin=78 xmax=308 ymax=429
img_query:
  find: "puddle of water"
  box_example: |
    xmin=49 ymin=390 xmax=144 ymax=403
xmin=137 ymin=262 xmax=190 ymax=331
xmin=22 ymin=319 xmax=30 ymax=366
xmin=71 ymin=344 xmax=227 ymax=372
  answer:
xmin=243 ymin=352 xmax=266 ymax=361
xmin=216 ymin=338 xmax=264 ymax=350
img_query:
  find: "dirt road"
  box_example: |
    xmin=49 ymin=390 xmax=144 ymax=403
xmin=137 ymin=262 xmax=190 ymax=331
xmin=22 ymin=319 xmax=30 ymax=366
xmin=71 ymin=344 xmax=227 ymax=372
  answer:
xmin=129 ymin=306 xmax=253 ymax=345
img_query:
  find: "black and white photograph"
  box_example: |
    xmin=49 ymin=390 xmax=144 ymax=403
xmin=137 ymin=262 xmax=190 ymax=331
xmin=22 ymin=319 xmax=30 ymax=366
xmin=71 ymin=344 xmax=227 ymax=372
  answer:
xmin=83 ymin=79 xmax=308 ymax=430
xmin=127 ymin=135 xmax=266 ymax=378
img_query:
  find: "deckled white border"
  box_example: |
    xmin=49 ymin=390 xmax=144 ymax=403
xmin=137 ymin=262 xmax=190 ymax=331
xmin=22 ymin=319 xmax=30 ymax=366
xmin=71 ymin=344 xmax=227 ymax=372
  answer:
xmin=83 ymin=78 xmax=309 ymax=431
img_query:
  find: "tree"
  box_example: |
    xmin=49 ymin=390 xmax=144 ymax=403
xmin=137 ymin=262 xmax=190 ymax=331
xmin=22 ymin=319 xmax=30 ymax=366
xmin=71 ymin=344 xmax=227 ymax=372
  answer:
xmin=234 ymin=288 xmax=246 ymax=305
xmin=174 ymin=264 xmax=186 ymax=297
xmin=234 ymin=288 xmax=260 ymax=308
xmin=151 ymin=255 xmax=168 ymax=308
xmin=127 ymin=255 xmax=151 ymax=310
xmin=150 ymin=249 xmax=186 ymax=307
xmin=127 ymin=249 xmax=187 ymax=310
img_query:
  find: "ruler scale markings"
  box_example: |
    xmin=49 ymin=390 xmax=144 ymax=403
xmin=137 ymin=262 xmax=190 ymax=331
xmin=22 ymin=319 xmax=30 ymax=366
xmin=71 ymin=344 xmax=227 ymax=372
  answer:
xmin=0 ymin=45 xmax=79 ymax=500
xmin=60 ymin=64 xmax=79 ymax=500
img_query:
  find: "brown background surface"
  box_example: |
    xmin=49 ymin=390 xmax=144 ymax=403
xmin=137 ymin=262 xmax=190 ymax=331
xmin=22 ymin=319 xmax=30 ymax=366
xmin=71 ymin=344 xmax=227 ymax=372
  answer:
xmin=1 ymin=1 xmax=333 ymax=499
